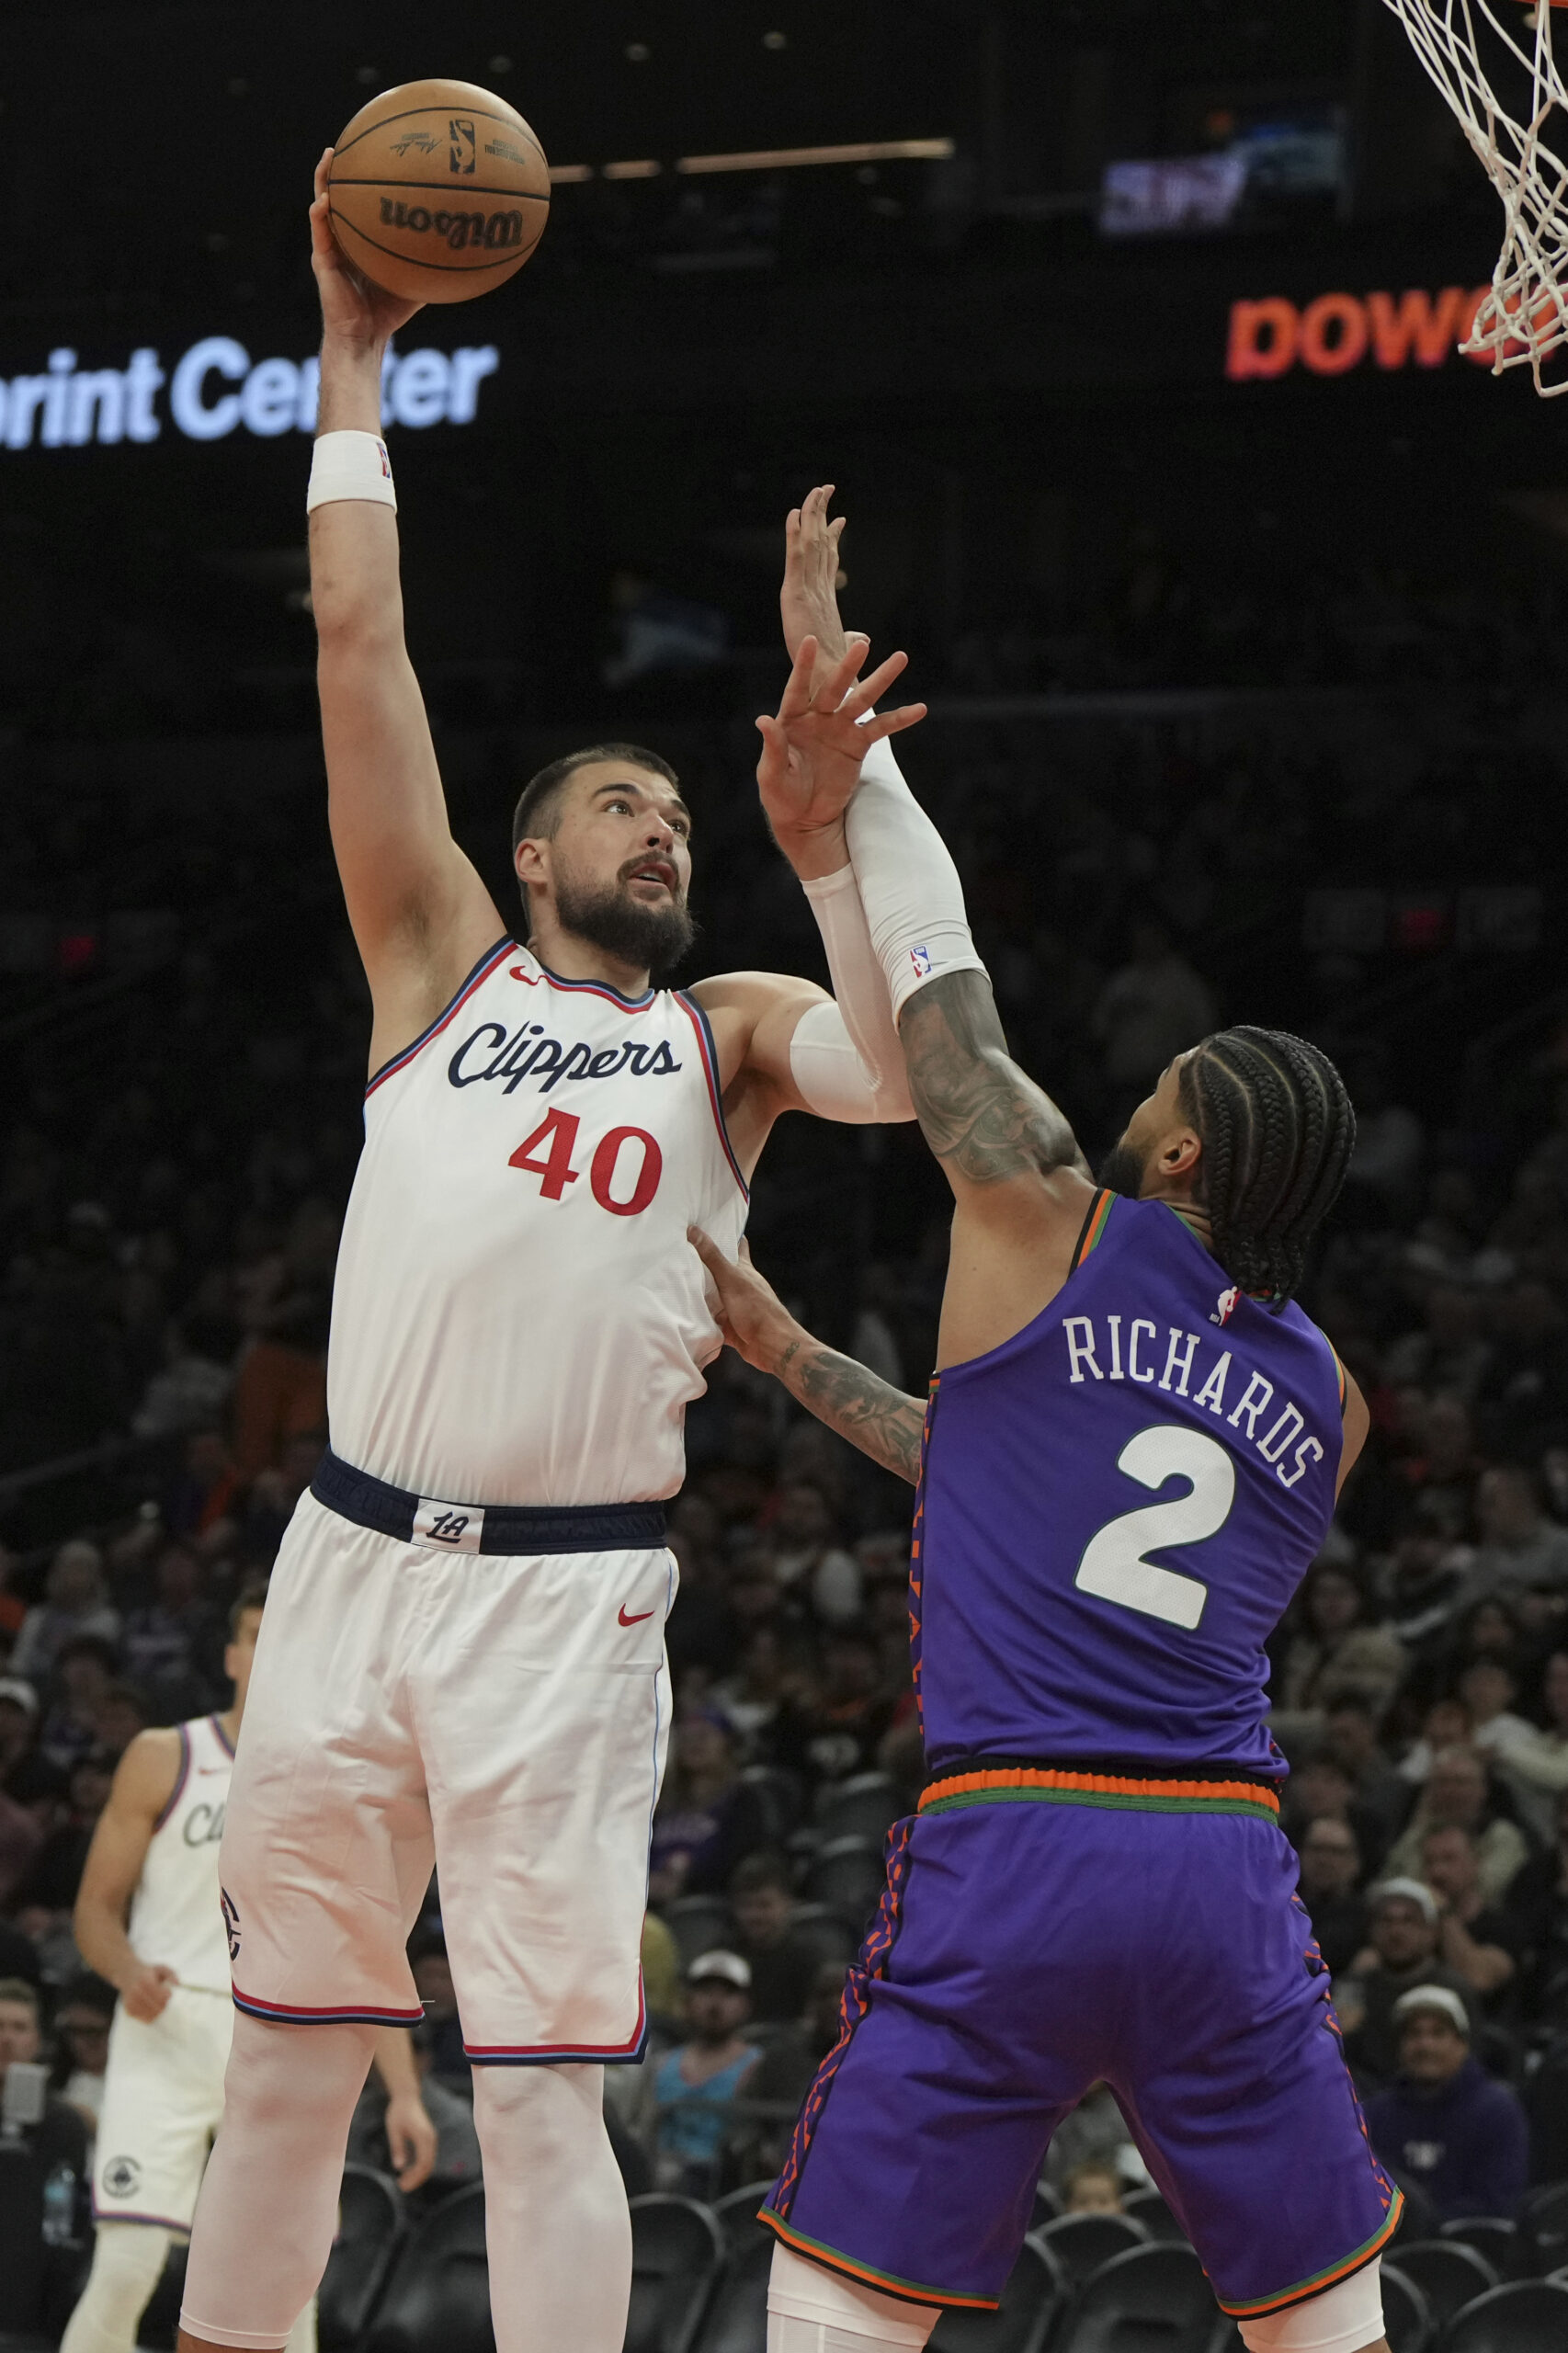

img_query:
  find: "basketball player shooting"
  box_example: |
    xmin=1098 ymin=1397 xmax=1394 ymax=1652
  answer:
xmin=174 ymin=164 xmax=925 ymax=2353
xmin=62 ymin=1586 xmax=433 ymax=2353
xmin=690 ymin=500 xmax=1395 ymax=2353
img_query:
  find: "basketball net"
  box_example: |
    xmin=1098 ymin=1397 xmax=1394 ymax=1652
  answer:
xmin=1382 ymin=0 xmax=1568 ymax=391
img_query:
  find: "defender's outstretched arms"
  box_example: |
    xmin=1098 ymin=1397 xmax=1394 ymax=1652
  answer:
xmin=688 ymin=1226 xmax=925 ymax=1483
xmin=306 ymin=152 xmax=505 ymax=1078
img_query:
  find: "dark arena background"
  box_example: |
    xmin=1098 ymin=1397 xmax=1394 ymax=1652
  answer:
xmin=4 ymin=4 xmax=1568 ymax=2347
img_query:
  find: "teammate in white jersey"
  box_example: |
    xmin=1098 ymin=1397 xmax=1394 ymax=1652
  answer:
xmin=62 ymin=1583 xmax=434 ymax=2353
xmin=176 ymin=163 xmax=926 ymax=2353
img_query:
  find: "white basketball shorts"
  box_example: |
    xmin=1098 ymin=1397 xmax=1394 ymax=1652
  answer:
xmin=94 ymin=1989 xmax=233 ymax=2230
xmin=219 ymin=1491 xmax=675 ymax=2062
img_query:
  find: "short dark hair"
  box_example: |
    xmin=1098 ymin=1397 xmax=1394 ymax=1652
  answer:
xmin=730 ymin=1852 xmax=791 ymax=1899
xmin=0 ymin=1977 xmax=39 ymax=2018
xmin=1178 ymin=1027 xmax=1356 ymax=1303
xmin=510 ymin=743 xmax=680 ymax=857
xmin=229 ymin=1578 xmax=269 ymax=1640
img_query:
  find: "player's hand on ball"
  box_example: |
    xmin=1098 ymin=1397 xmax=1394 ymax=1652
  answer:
xmin=310 ymin=149 xmax=424 ymax=347
xmin=121 ymin=1960 xmax=178 ymax=2022
xmin=384 ymin=2088 xmax=438 ymax=2193
xmin=688 ymin=1227 xmax=798 ymax=1376
xmin=780 ymin=484 xmax=863 ymax=687
xmin=756 ymin=635 xmax=926 ymax=850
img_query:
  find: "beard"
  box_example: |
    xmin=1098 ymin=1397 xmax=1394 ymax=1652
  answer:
xmin=1097 ymin=1137 xmax=1150 ymax=1200
xmin=551 ymin=866 xmax=698 ymax=979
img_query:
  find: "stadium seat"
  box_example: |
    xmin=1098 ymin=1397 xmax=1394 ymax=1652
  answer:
xmin=1515 ymin=2177 xmax=1568 ymax=2277
xmin=709 ymin=2183 xmax=775 ymax=2259
xmin=1437 ymin=2215 xmax=1517 ymax=2268
xmin=1438 ymin=2278 xmax=1568 ymax=2352
xmin=800 ymin=1837 xmax=888 ymax=1926
xmin=665 ymin=1896 xmax=737 ymax=1971
xmin=358 ymin=2182 xmax=491 ymax=2353
xmin=1049 ymin=2241 xmax=1215 ymax=2353
xmin=1033 ymin=2208 xmax=1149 ymax=2287
xmin=1375 ymin=2263 xmax=1432 ymax=2353
xmin=319 ymin=2165 xmax=406 ymax=2349
xmin=812 ymin=1773 xmax=901 ymax=1845
xmin=1029 ymin=2182 xmax=1062 ymax=2231
xmin=690 ymin=2225 xmax=772 ymax=2353
xmin=741 ymin=1766 xmax=804 ymax=1845
xmin=0 ymin=2141 xmax=45 ymax=2338
xmin=1122 ymin=2187 xmax=1185 ymax=2241
xmin=929 ymin=2236 xmax=1062 ymax=2353
xmin=1384 ymin=2238 xmax=1498 ymax=2327
xmin=625 ymin=2193 xmax=725 ymax=2353
xmin=782 ymin=1904 xmax=858 ymax=1970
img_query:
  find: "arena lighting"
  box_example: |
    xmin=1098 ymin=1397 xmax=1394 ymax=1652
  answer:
xmin=550 ymin=137 xmax=954 ymax=181
xmin=0 ymin=335 xmax=501 ymax=451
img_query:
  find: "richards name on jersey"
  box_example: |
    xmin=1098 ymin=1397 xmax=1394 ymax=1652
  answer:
xmin=1061 ymin=1311 xmax=1328 ymax=1492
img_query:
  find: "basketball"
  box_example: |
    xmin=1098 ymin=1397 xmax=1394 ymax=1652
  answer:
xmin=327 ymin=78 xmax=550 ymax=305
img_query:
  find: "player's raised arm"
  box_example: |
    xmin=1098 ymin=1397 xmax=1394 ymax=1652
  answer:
xmin=74 ymin=1729 xmax=185 ymax=2021
xmin=306 ymin=152 xmax=505 ymax=1068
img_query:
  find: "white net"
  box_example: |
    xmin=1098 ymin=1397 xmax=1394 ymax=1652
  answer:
xmin=1382 ymin=0 xmax=1568 ymax=391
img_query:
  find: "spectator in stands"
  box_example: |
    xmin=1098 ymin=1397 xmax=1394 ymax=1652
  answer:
xmin=17 ymin=1746 xmax=118 ymax=1919
xmin=1342 ymin=1881 xmax=1476 ymax=2084
xmin=1475 ymin=1282 xmax=1568 ymax=1453
xmin=652 ymin=1951 xmax=760 ymax=2195
xmin=50 ymin=1974 xmax=115 ymax=2134
xmin=770 ymin=1631 xmax=893 ymax=1790
xmin=727 ymin=1854 xmax=822 ymax=2023
xmin=1384 ymin=1286 xmax=1491 ymax=1405
xmin=12 ymin=1541 xmax=119 ymax=1685
xmin=1419 ymin=1824 xmax=1519 ymax=2006
xmin=1089 ymin=915 xmax=1216 ymax=1114
xmin=1385 ymin=1510 xmax=1470 ymax=1661
xmin=649 ymin=1711 xmax=767 ymax=1901
xmin=1294 ymin=1818 xmax=1368 ymax=1977
xmin=1468 ymin=1464 xmax=1568 ymax=1604
xmin=1274 ymin=1563 xmax=1405 ymax=1725
xmin=37 ymin=1637 xmax=118 ymax=1775
xmin=769 ymin=1483 xmax=862 ymax=1627
xmin=641 ymin=1912 xmax=684 ymax=2029
xmin=1503 ymin=1784 xmax=1568 ymax=2023
xmin=118 ymin=1541 xmax=213 ymax=1697
xmin=1318 ymin=1696 xmax=1410 ymax=1853
xmin=1367 ymin=1986 xmax=1528 ymax=2221
xmin=228 ymin=1197 xmax=335 ymax=1481
xmin=1381 ymin=1745 xmax=1531 ymax=1906
xmin=0 ymin=1678 xmax=45 ymax=1904
xmin=737 ymin=1957 xmax=846 ymax=2179
xmin=1489 ymin=1647 xmax=1568 ymax=1843
xmin=0 ymin=1976 xmax=90 ymax=2179
xmin=1063 ymin=2160 xmax=1126 ymax=2214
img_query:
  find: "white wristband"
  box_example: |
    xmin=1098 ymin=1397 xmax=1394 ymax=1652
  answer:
xmin=306 ymin=429 xmax=396 ymax=514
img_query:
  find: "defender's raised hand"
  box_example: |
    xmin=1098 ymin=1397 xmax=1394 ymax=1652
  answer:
xmin=756 ymin=634 xmax=926 ymax=875
xmin=780 ymin=483 xmax=864 ymax=679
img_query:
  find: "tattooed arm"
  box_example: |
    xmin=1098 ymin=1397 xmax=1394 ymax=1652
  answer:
xmin=688 ymin=1227 xmax=924 ymax=1483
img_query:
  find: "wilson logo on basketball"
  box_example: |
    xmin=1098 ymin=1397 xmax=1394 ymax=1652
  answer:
xmin=377 ymin=199 xmax=527 ymax=252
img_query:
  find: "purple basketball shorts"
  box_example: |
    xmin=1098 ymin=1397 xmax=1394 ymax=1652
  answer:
xmin=761 ymin=1788 xmax=1401 ymax=2320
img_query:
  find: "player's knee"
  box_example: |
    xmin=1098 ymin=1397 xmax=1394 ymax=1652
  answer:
xmin=1237 ymin=2262 xmax=1385 ymax=2353
xmin=471 ymin=2060 xmax=608 ymax=2164
xmin=222 ymin=2014 xmax=376 ymax=2134
xmin=64 ymin=2220 xmax=172 ymax=2347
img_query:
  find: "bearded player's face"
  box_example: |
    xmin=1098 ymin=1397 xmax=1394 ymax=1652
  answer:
xmin=527 ymin=762 xmax=697 ymax=973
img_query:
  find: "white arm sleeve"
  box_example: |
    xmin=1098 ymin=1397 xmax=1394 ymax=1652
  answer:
xmin=844 ymin=733 xmax=986 ymax=1019
xmin=794 ymin=864 xmax=915 ymax=1121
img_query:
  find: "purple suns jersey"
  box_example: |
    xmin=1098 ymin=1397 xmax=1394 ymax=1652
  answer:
xmin=915 ymin=1188 xmax=1346 ymax=1779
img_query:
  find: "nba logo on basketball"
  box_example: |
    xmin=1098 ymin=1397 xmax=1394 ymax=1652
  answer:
xmin=1212 ymin=1285 xmax=1240 ymax=1327
xmin=449 ymin=118 xmax=477 ymax=174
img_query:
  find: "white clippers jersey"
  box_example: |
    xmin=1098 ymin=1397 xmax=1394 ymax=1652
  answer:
xmin=327 ymin=938 xmax=750 ymax=1506
xmin=127 ymin=1715 xmax=233 ymax=1995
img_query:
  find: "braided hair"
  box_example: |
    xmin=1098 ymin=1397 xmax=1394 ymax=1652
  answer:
xmin=1176 ymin=1026 xmax=1356 ymax=1304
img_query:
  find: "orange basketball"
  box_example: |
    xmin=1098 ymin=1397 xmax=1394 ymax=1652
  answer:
xmin=327 ymin=79 xmax=550 ymax=304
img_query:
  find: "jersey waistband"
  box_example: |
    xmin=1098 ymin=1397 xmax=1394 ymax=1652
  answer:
xmin=919 ymin=1754 xmax=1283 ymax=1822
xmin=311 ymin=1449 xmax=668 ymax=1557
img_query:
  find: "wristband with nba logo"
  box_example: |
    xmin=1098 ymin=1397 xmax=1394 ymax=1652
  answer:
xmin=306 ymin=428 xmax=397 ymax=514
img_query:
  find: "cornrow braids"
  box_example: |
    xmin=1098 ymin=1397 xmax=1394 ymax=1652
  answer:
xmin=1177 ymin=1026 xmax=1357 ymax=1303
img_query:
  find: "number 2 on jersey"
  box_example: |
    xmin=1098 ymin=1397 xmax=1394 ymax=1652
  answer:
xmin=509 ymin=1108 xmax=663 ymax=1217
xmin=1074 ymin=1426 xmax=1234 ymax=1631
